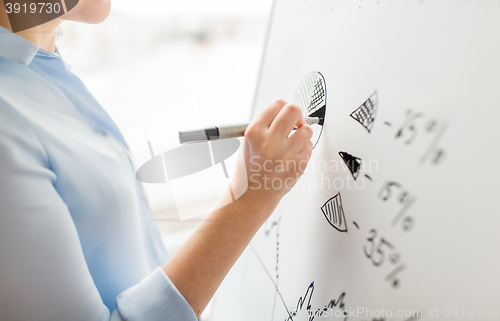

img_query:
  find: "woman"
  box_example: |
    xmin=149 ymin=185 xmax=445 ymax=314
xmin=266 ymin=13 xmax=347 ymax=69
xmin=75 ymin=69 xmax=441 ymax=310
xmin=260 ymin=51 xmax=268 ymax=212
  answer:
xmin=0 ymin=0 xmax=313 ymax=320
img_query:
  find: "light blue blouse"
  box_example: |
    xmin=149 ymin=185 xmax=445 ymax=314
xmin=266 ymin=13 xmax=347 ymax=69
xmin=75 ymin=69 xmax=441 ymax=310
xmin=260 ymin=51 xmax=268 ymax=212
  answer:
xmin=0 ymin=26 xmax=198 ymax=321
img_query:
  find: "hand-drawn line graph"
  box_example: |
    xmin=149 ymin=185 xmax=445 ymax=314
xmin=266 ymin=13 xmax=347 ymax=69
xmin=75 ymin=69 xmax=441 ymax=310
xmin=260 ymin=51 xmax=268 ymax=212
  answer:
xmin=250 ymin=215 xmax=349 ymax=321
xmin=321 ymin=193 xmax=348 ymax=232
xmin=250 ymin=246 xmax=291 ymax=321
xmin=292 ymin=72 xmax=327 ymax=148
xmin=265 ymin=217 xmax=282 ymax=320
xmin=265 ymin=217 xmax=282 ymax=283
xmin=350 ymin=90 xmax=378 ymax=133
xmin=286 ymin=282 xmax=347 ymax=321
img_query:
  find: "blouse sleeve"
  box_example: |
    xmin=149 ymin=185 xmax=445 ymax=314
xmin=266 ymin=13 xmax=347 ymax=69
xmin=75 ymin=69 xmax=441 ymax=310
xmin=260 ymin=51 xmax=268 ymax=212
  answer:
xmin=0 ymin=99 xmax=198 ymax=321
xmin=114 ymin=267 xmax=199 ymax=320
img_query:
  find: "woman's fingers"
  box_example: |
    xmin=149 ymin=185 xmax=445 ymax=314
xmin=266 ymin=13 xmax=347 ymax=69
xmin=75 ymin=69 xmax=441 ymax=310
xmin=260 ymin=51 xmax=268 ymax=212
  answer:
xmin=241 ymin=98 xmax=314 ymax=201
xmin=297 ymin=140 xmax=314 ymax=164
xmin=288 ymin=122 xmax=313 ymax=153
xmin=270 ymin=103 xmax=304 ymax=138
xmin=253 ymin=99 xmax=288 ymax=128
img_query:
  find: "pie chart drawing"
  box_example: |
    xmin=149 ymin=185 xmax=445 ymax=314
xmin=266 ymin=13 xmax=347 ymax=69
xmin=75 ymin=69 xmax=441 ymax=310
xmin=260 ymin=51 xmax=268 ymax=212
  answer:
xmin=292 ymin=71 xmax=327 ymax=148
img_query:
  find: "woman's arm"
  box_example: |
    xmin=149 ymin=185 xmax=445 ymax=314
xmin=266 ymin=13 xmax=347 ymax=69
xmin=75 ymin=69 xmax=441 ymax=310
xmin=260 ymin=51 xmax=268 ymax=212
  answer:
xmin=0 ymin=95 xmax=197 ymax=321
xmin=163 ymin=100 xmax=314 ymax=317
xmin=0 ymin=96 xmax=310 ymax=320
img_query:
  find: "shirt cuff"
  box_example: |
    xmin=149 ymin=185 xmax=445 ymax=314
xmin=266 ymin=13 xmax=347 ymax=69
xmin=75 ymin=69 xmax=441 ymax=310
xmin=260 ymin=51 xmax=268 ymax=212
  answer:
xmin=115 ymin=267 xmax=199 ymax=321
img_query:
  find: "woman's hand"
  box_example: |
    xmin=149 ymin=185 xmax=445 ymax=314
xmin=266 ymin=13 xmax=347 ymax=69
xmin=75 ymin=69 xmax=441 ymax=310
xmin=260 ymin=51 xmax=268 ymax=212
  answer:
xmin=233 ymin=99 xmax=314 ymax=204
xmin=163 ymin=99 xmax=313 ymax=318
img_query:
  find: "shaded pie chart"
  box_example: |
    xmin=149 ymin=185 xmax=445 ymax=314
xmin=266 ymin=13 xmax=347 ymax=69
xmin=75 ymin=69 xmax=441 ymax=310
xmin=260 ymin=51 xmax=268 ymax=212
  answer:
xmin=292 ymin=71 xmax=327 ymax=148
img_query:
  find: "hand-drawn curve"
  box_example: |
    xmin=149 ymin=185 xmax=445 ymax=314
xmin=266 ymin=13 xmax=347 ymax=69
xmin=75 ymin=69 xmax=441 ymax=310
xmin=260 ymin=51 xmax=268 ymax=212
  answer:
xmin=286 ymin=282 xmax=347 ymax=321
xmin=292 ymin=71 xmax=327 ymax=148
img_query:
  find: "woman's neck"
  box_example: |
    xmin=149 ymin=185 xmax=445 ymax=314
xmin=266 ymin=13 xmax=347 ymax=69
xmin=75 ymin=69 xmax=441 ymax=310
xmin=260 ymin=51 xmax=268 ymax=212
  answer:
xmin=0 ymin=0 xmax=61 ymax=52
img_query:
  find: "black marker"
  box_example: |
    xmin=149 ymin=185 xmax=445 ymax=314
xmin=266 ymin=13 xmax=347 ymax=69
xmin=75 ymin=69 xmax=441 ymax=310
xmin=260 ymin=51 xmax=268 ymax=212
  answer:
xmin=179 ymin=117 xmax=324 ymax=144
